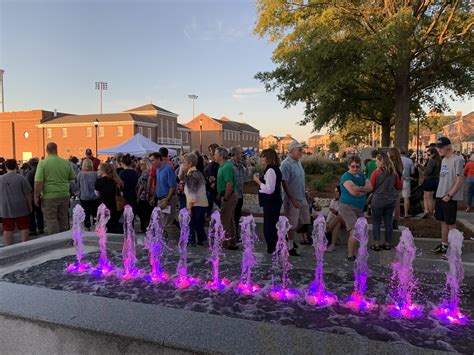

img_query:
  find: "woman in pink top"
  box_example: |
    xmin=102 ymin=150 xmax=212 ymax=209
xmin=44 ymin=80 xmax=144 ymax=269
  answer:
xmin=464 ymin=153 xmax=474 ymax=212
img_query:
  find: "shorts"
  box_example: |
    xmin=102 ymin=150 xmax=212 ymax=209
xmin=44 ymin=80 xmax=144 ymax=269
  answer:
xmin=2 ymin=215 xmax=30 ymax=232
xmin=434 ymin=198 xmax=457 ymax=225
xmin=402 ymin=180 xmax=411 ymax=198
xmin=284 ymin=198 xmax=310 ymax=229
xmin=423 ymin=178 xmax=439 ymax=192
xmin=339 ymin=203 xmax=364 ymax=232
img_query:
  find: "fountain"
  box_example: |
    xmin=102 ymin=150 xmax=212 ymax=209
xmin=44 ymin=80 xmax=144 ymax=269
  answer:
xmin=174 ymin=208 xmax=200 ymax=288
xmin=205 ymin=210 xmax=230 ymax=290
xmin=269 ymin=216 xmax=299 ymax=301
xmin=91 ymin=204 xmax=114 ymax=276
xmin=305 ymin=213 xmax=337 ymax=306
xmin=345 ymin=217 xmax=376 ymax=311
xmin=236 ymin=215 xmax=260 ymax=295
xmin=66 ymin=205 xmax=91 ymax=273
xmin=386 ymin=228 xmax=422 ymax=318
xmin=144 ymin=207 xmax=170 ymax=282
xmin=119 ymin=205 xmax=142 ymax=280
xmin=432 ymin=229 xmax=469 ymax=325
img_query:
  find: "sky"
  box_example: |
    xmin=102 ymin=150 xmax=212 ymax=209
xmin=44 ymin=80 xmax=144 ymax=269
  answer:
xmin=0 ymin=0 xmax=472 ymax=142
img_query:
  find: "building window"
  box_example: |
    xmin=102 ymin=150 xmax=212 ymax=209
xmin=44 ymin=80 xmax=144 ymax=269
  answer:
xmin=147 ymin=128 xmax=152 ymax=139
xmin=186 ymin=132 xmax=189 ymax=143
xmin=117 ymin=126 xmax=123 ymax=137
xmin=99 ymin=127 xmax=105 ymax=137
xmin=62 ymin=128 xmax=67 ymax=138
xmin=46 ymin=128 xmax=52 ymax=138
xmin=138 ymin=127 xmax=143 ymax=135
xmin=86 ymin=127 xmax=92 ymax=137
xmin=180 ymin=132 xmax=183 ymax=141
xmin=166 ymin=120 xmax=169 ymax=138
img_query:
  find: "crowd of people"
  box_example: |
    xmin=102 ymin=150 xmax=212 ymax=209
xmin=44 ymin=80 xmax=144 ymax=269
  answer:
xmin=0 ymin=136 xmax=471 ymax=262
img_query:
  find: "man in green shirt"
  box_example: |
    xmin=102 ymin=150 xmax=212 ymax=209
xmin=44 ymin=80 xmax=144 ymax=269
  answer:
xmin=365 ymin=149 xmax=378 ymax=179
xmin=34 ymin=142 xmax=76 ymax=235
xmin=215 ymin=147 xmax=239 ymax=250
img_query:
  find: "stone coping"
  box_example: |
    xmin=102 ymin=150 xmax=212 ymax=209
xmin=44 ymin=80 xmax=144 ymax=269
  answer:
xmin=0 ymin=282 xmax=445 ymax=354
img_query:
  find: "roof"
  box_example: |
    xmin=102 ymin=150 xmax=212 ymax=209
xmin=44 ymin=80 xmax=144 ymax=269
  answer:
xmin=177 ymin=123 xmax=191 ymax=130
xmin=214 ymin=117 xmax=259 ymax=133
xmin=42 ymin=113 xmax=157 ymax=125
xmin=124 ymin=104 xmax=178 ymax=116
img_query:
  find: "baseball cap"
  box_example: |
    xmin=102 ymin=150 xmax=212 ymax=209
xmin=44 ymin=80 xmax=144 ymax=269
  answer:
xmin=85 ymin=149 xmax=93 ymax=155
xmin=28 ymin=157 xmax=39 ymax=165
xmin=436 ymin=137 xmax=451 ymax=148
xmin=288 ymin=141 xmax=304 ymax=152
xmin=426 ymin=143 xmax=436 ymax=148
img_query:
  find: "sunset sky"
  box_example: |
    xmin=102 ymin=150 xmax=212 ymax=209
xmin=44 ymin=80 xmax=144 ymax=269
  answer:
xmin=1 ymin=0 xmax=472 ymax=141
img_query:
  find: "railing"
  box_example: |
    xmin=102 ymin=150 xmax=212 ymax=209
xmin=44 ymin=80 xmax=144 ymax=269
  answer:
xmin=157 ymin=137 xmax=182 ymax=145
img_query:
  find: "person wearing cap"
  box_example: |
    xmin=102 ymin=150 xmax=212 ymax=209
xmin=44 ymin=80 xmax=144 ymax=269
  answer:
xmin=26 ymin=158 xmax=44 ymax=235
xmin=85 ymin=149 xmax=101 ymax=171
xmin=280 ymin=141 xmax=310 ymax=256
xmin=431 ymin=137 xmax=464 ymax=256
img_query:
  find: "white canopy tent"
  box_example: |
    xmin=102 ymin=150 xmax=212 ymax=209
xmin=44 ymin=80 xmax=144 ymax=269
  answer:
xmin=98 ymin=133 xmax=177 ymax=157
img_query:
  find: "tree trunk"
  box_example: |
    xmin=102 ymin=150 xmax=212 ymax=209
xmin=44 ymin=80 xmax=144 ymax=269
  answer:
xmin=394 ymin=62 xmax=411 ymax=149
xmin=381 ymin=121 xmax=391 ymax=147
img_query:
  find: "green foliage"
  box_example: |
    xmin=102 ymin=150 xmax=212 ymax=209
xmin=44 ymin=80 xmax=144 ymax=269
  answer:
xmin=310 ymin=171 xmax=336 ymax=192
xmin=301 ymin=156 xmax=345 ymax=175
xmin=255 ymin=0 xmax=474 ymax=148
xmin=328 ymin=141 xmax=339 ymax=153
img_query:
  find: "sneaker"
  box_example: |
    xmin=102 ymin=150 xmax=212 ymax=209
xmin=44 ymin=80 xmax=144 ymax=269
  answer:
xmin=29 ymin=231 xmax=38 ymax=236
xmin=441 ymin=253 xmax=448 ymax=260
xmin=346 ymin=256 xmax=356 ymax=262
xmin=289 ymin=248 xmax=300 ymax=256
xmin=38 ymin=229 xmax=44 ymax=235
xmin=470 ymin=237 xmax=474 ymax=241
xmin=326 ymin=244 xmax=335 ymax=253
xmin=430 ymin=244 xmax=448 ymax=254
xmin=293 ymin=241 xmax=299 ymax=249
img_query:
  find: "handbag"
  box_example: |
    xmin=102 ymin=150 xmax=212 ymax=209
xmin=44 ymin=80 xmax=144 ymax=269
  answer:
xmin=116 ymin=187 xmax=125 ymax=212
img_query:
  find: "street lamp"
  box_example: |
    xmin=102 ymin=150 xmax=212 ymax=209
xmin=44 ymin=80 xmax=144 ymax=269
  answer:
xmin=188 ymin=94 xmax=198 ymax=150
xmin=95 ymin=81 xmax=108 ymax=114
xmin=0 ymin=69 xmax=4 ymax=112
xmin=94 ymin=119 xmax=99 ymax=156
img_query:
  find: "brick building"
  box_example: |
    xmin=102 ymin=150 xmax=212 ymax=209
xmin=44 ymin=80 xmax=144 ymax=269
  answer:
xmin=0 ymin=104 xmax=190 ymax=160
xmin=307 ymin=133 xmax=330 ymax=152
xmin=259 ymin=133 xmax=298 ymax=154
xmin=184 ymin=113 xmax=259 ymax=152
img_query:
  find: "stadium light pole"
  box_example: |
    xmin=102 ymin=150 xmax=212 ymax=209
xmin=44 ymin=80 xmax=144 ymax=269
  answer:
xmin=188 ymin=94 xmax=199 ymax=151
xmin=95 ymin=81 xmax=108 ymax=114
xmin=0 ymin=69 xmax=5 ymax=112
xmin=94 ymin=119 xmax=99 ymax=156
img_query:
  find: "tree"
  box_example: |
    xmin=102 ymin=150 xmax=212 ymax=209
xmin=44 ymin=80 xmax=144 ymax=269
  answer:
xmin=255 ymin=0 xmax=473 ymax=148
xmin=269 ymin=143 xmax=278 ymax=151
xmin=328 ymin=141 xmax=339 ymax=153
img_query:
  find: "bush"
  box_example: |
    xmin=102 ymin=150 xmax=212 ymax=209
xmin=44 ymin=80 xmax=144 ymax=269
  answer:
xmin=310 ymin=171 xmax=336 ymax=192
xmin=302 ymin=155 xmax=345 ymax=175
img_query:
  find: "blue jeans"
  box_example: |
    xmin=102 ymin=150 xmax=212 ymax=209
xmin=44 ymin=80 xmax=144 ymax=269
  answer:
xmin=189 ymin=206 xmax=207 ymax=244
xmin=467 ymin=177 xmax=474 ymax=207
xmin=372 ymin=202 xmax=396 ymax=244
xmin=178 ymin=194 xmax=186 ymax=210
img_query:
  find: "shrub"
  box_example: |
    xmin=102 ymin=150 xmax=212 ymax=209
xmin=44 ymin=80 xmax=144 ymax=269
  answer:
xmin=310 ymin=171 xmax=336 ymax=192
xmin=302 ymin=155 xmax=345 ymax=175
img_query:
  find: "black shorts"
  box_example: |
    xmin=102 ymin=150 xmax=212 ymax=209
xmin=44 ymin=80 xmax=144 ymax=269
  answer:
xmin=423 ymin=178 xmax=439 ymax=192
xmin=435 ymin=198 xmax=457 ymax=225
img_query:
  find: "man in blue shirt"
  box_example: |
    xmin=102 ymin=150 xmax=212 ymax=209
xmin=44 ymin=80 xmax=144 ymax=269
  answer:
xmin=152 ymin=152 xmax=177 ymax=231
xmin=400 ymin=148 xmax=415 ymax=218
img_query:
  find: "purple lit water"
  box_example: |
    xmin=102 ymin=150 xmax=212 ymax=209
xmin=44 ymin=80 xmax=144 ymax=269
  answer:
xmin=174 ymin=208 xmax=200 ymax=288
xmin=236 ymin=215 xmax=260 ymax=295
xmin=305 ymin=213 xmax=337 ymax=306
xmin=91 ymin=203 xmax=114 ymax=276
xmin=120 ymin=205 xmax=142 ymax=280
xmin=433 ymin=229 xmax=469 ymax=325
xmin=144 ymin=207 xmax=170 ymax=282
xmin=205 ymin=210 xmax=229 ymax=290
xmin=387 ymin=228 xmax=422 ymax=318
xmin=270 ymin=216 xmax=298 ymax=301
xmin=66 ymin=204 xmax=91 ymax=273
xmin=345 ymin=217 xmax=376 ymax=311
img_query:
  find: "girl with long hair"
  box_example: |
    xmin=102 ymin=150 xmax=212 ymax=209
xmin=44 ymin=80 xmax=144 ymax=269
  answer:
xmin=370 ymin=152 xmax=402 ymax=251
xmin=95 ymin=163 xmax=122 ymax=233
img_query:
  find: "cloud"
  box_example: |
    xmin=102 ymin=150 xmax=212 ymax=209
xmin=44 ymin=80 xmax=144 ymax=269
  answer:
xmin=183 ymin=18 xmax=247 ymax=42
xmin=232 ymin=87 xmax=265 ymax=100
